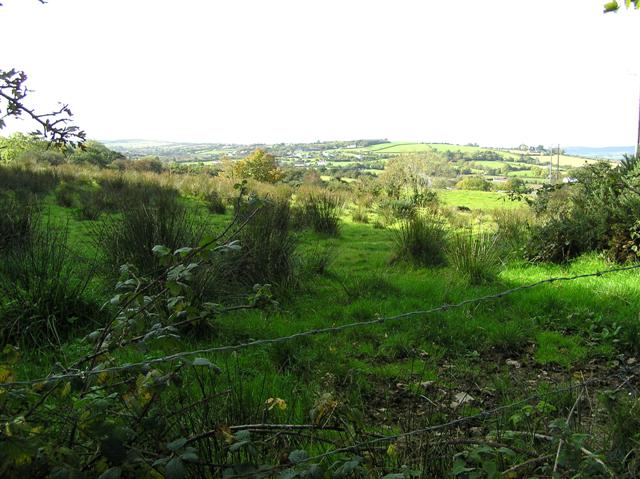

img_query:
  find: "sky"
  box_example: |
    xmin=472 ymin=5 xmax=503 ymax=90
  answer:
xmin=1 ymin=0 xmax=638 ymax=147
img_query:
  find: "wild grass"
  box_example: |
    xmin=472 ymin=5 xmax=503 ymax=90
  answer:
xmin=447 ymin=229 xmax=502 ymax=284
xmin=91 ymin=191 xmax=205 ymax=277
xmin=295 ymin=189 xmax=343 ymax=236
xmin=392 ymin=213 xmax=448 ymax=266
xmin=0 ymin=220 xmax=101 ymax=347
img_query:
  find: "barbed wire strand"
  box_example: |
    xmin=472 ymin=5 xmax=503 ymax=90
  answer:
xmin=224 ymin=364 xmax=640 ymax=478
xmin=1 ymin=263 xmax=639 ymax=388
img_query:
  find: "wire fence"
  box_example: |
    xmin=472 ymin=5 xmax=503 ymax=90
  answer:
xmin=1 ymin=263 xmax=638 ymax=389
xmin=221 ymin=363 xmax=639 ymax=478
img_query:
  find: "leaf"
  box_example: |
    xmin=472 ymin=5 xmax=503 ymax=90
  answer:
xmin=167 ymin=437 xmax=188 ymax=451
xmin=180 ymin=451 xmax=199 ymax=463
xmin=288 ymin=449 xmax=309 ymax=465
xmin=165 ymin=458 xmax=186 ymax=479
xmin=97 ymin=467 xmax=122 ymax=479
xmin=278 ymin=470 xmax=299 ymax=479
xmin=604 ymin=1 xmax=620 ymax=11
xmin=174 ymin=247 xmax=194 ymax=257
xmin=152 ymin=245 xmax=171 ymax=257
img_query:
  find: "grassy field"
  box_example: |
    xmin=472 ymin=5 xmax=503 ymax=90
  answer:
xmin=2 ymin=163 xmax=639 ymax=478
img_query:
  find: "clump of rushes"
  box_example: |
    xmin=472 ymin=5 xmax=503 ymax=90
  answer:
xmin=392 ymin=213 xmax=448 ymax=267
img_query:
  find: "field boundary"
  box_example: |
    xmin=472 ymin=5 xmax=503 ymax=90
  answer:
xmin=2 ymin=263 xmax=639 ymax=388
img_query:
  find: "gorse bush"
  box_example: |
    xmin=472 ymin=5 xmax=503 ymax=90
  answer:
xmin=447 ymin=229 xmax=502 ymax=284
xmin=295 ymin=190 xmax=342 ymax=236
xmin=0 ymin=221 xmax=101 ymax=347
xmin=392 ymin=213 xmax=448 ymax=266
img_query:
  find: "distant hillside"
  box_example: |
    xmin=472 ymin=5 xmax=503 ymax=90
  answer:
xmin=564 ymin=146 xmax=634 ymax=160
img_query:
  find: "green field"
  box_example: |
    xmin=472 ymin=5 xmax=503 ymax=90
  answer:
xmin=2 ymin=160 xmax=639 ymax=478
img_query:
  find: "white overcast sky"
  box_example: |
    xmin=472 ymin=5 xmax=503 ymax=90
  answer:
xmin=1 ymin=0 xmax=638 ymax=147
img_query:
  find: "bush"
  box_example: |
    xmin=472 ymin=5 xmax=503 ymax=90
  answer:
xmin=526 ymin=158 xmax=640 ymax=263
xmin=455 ymin=175 xmax=492 ymax=191
xmin=295 ymin=191 xmax=342 ymax=236
xmin=92 ymin=192 xmax=204 ymax=277
xmin=392 ymin=213 xmax=448 ymax=266
xmin=0 ymin=222 xmax=102 ymax=347
xmin=447 ymin=230 xmax=502 ymax=284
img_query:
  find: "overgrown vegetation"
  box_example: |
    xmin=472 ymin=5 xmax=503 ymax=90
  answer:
xmin=0 ymin=147 xmax=639 ymax=478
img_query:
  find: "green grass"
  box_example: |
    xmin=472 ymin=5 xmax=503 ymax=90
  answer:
xmin=437 ymin=189 xmax=520 ymax=211
xmin=8 ymin=174 xmax=640 ymax=477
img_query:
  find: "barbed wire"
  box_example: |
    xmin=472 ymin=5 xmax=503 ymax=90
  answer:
xmin=223 ymin=363 xmax=640 ymax=478
xmin=1 ymin=263 xmax=639 ymax=388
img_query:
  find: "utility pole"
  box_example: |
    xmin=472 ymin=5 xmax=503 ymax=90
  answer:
xmin=557 ymin=144 xmax=560 ymax=182
xmin=636 ymin=85 xmax=640 ymax=157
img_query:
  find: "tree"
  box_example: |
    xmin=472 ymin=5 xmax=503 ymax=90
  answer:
xmin=69 ymin=140 xmax=124 ymax=167
xmin=233 ymin=148 xmax=283 ymax=183
xmin=0 ymin=2 xmax=85 ymax=147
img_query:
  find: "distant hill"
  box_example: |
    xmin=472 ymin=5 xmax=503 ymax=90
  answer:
xmin=564 ymin=146 xmax=634 ymax=160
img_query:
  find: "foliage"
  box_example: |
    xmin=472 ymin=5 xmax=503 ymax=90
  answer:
xmin=526 ymin=157 xmax=640 ymax=263
xmin=455 ymin=176 xmax=492 ymax=192
xmin=0 ymin=69 xmax=85 ymax=147
xmin=233 ymin=148 xmax=283 ymax=183
xmin=295 ymin=190 xmax=343 ymax=236
xmin=203 ymin=198 xmax=299 ymax=296
xmin=604 ymin=0 xmax=639 ymax=12
xmin=447 ymin=229 xmax=502 ymax=284
xmin=0 ymin=221 xmax=101 ymax=347
xmin=92 ymin=192 xmax=204 ymax=277
xmin=0 ymin=191 xmax=40 ymax=253
xmin=69 ymin=140 xmax=124 ymax=167
xmin=392 ymin=213 xmax=448 ymax=266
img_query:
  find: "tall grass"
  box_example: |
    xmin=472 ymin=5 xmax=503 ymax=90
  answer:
xmin=0 ymin=192 xmax=40 ymax=253
xmin=199 ymin=199 xmax=298 ymax=298
xmin=392 ymin=213 xmax=448 ymax=266
xmin=295 ymin=190 xmax=342 ymax=236
xmin=0 ymin=221 xmax=101 ymax=347
xmin=92 ymin=191 xmax=204 ymax=276
xmin=447 ymin=229 xmax=502 ymax=284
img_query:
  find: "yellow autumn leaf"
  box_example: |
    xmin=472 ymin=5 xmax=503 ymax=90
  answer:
xmin=387 ymin=443 xmax=398 ymax=457
xmin=265 ymin=397 xmax=287 ymax=411
xmin=0 ymin=366 xmax=13 ymax=383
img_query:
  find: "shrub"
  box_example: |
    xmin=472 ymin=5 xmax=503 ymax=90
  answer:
xmin=455 ymin=175 xmax=492 ymax=191
xmin=526 ymin=158 xmax=640 ymax=263
xmin=0 ymin=222 xmax=102 ymax=347
xmin=92 ymin=193 xmax=204 ymax=277
xmin=295 ymin=191 xmax=342 ymax=236
xmin=392 ymin=213 xmax=448 ymax=266
xmin=447 ymin=229 xmax=502 ymax=284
